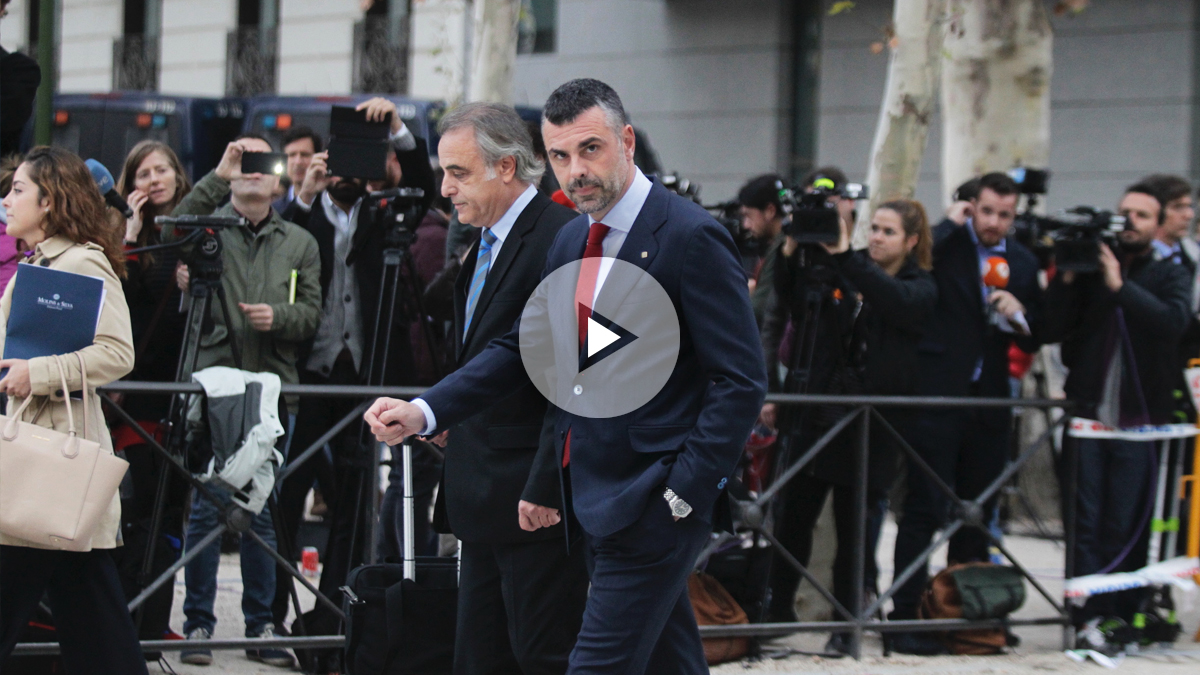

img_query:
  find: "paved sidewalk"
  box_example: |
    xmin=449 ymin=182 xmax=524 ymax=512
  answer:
xmin=151 ymin=523 xmax=1200 ymax=674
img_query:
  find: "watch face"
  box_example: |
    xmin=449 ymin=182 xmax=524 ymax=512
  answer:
xmin=671 ymin=502 xmax=689 ymax=517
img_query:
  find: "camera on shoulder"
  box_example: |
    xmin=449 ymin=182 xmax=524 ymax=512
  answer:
xmin=776 ymin=178 xmax=868 ymax=244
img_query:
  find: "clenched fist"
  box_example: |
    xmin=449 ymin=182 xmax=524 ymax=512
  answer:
xmin=364 ymin=397 xmax=427 ymax=445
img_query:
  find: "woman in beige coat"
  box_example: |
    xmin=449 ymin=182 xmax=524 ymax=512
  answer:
xmin=0 ymin=146 xmax=147 ymax=674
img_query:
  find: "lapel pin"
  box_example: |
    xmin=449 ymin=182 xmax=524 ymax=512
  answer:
xmin=641 ymin=251 xmax=648 ymax=258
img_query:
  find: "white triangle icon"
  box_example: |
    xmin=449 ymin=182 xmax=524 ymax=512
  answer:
xmin=586 ymin=317 xmax=621 ymax=357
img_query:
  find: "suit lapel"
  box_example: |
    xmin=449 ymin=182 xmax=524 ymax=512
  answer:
xmin=461 ymin=194 xmax=548 ymax=354
xmin=454 ymin=236 xmax=478 ymax=363
xmin=593 ymin=182 xmax=667 ymax=311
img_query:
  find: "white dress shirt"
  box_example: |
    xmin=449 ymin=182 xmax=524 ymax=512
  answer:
xmin=412 ymin=182 xmax=555 ymax=433
xmin=480 ymin=183 xmax=538 ymax=273
xmin=412 ymin=170 xmax=654 ymax=435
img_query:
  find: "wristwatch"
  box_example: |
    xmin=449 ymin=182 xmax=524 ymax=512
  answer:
xmin=663 ymin=487 xmax=692 ymax=519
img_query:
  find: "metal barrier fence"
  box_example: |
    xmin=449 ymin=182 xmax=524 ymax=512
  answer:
xmin=11 ymin=385 xmax=1072 ymax=660
xmin=694 ymin=393 xmax=1073 ymax=659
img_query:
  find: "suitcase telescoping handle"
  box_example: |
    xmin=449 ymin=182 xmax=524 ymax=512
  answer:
xmin=402 ymin=441 xmax=416 ymax=581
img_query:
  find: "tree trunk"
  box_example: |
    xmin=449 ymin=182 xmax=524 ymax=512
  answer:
xmin=854 ymin=0 xmax=947 ymax=246
xmin=940 ymin=0 xmax=1052 ymax=207
xmin=467 ymin=0 xmax=520 ymax=104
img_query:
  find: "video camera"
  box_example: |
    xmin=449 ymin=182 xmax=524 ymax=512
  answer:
xmin=361 ymin=187 xmax=427 ymax=252
xmin=1025 ymin=207 xmax=1128 ymax=273
xmin=153 ymin=215 xmax=249 ymax=282
xmin=776 ymin=177 xmax=869 ymax=244
xmin=1003 ymin=166 xmax=1130 ymax=272
xmin=660 ymin=173 xmax=701 ymax=204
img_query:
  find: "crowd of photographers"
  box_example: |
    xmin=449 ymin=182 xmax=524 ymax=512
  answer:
xmin=3 ymin=94 xmax=1198 ymax=668
xmin=733 ymin=165 xmax=1198 ymax=654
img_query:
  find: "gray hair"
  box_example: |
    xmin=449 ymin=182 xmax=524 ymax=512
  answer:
xmin=437 ymin=102 xmax=545 ymax=184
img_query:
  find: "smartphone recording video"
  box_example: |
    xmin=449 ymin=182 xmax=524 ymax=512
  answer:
xmin=241 ymin=152 xmax=287 ymax=177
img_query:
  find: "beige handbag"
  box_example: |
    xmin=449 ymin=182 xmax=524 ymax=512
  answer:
xmin=0 ymin=352 xmax=128 ymax=551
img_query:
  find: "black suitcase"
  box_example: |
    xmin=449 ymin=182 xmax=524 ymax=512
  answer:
xmin=342 ymin=442 xmax=458 ymax=674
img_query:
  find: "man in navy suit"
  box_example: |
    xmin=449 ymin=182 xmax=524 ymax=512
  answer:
xmin=365 ymin=79 xmax=767 ymax=674
xmin=890 ymin=172 xmax=1043 ymax=652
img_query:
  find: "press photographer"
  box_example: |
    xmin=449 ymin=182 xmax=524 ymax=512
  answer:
xmin=737 ymin=174 xmax=787 ymax=329
xmin=163 ymin=134 xmax=323 ymax=667
xmin=890 ymin=172 xmax=1043 ymax=654
xmin=1045 ymin=181 xmax=1191 ymax=631
xmin=766 ymin=194 xmax=936 ymax=656
xmin=272 ymin=98 xmax=437 ymax=665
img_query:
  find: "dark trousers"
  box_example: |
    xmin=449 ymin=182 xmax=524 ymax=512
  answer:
xmin=768 ymin=472 xmax=887 ymax=619
xmin=455 ymin=536 xmax=589 ymax=675
xmin=571 ymin=497 xmax=709 ymax=675
xmin=0 ymin=546 xmax=149 ymax=675
xmin=1071 ymin=436 xmax=1156 ymax=623
xmin=272 ymin=360 xmax=360 ymax=627
xmin=891 ymin=407 xmax=1010 ymax=617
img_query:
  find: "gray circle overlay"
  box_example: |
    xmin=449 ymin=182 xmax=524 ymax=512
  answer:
xmin=518 ymin=259 xmax=681 ymax=419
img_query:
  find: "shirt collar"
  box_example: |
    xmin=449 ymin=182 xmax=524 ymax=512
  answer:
xmin=1152 ymin=238 xmax=1180 ymax=260
xmin=320 ymin=190 xmax=361 ymax=229
xmin=487 ymin=184 xmax=538 ymax=245
xmin=588 ymin=168 xmax=652 ymax=233
xmin=231 ymin=205 xmax=283 ymax=236
xmin=966 ymin=219 xmax=1006 ymax=254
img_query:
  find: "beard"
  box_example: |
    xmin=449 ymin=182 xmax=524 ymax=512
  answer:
xmin=328 ymin=178 xmax=366 ymax=205
xmin=1117 ymin=233 xmax=1151 ymax=255
xmin=566 ymin=162 xmax=629 ymax=216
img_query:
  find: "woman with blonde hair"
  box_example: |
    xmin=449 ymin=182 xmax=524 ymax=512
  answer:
xmin=0 ymin=146 xmax=145 ymax=672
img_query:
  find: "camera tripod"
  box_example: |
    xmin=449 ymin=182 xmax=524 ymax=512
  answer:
xmin=281 ymin=188 xmax=441 ymax=641
xmin=123 ymin=215 xmax=322 ymax=639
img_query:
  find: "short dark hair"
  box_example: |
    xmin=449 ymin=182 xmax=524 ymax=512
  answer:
xmin=234 ymin=132 xmax=273 ymax=150
xmin=975 ymin=172 xmax=1019 ymax=199
xmin=738 ymin=174 xmax=783 ymax=212
xmin=1125 ymin=180 xmax=1168 ymax=225
xmin=1140 ymin=173 xmax=1192 ymax=204
xmin=952 ymin=177 xmax=981 ymax=202
xmin=543 ymin=78 xmax=629 ymax=134
xmin=802 ymin=166 xmax=848 ymax=191
xmin=280 ymin=126 xmax=323 ymax=153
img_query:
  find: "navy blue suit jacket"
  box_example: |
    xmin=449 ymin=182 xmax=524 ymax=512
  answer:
xmin=915 ymin=222 xmax=1042 ymax=398
xmin=420 ymin=180 xmax=767 ymax=537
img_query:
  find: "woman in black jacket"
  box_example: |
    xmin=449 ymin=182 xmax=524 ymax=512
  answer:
xmin=768 ymin=200 xmax=936 ymax=652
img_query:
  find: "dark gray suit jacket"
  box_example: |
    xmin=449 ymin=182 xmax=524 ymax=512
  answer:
xmin=431 ymin=190 xmax=575 ymax=543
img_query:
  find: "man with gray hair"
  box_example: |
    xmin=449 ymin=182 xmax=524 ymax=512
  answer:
xmin=432 ymin=101 xmax=585 ymax=675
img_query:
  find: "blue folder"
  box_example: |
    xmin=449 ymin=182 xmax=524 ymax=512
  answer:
xmin=3 ymin=264 xmax=105 ymax=361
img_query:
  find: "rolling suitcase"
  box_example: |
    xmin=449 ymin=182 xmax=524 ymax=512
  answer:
xmin=342 ymin=442 xmax=458 ymax=674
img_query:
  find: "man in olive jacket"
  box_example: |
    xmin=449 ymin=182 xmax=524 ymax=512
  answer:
xmin=167 ymin=134 xmax=321 ymax=667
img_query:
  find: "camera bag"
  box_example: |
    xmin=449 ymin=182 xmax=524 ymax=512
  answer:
xmin=919 ymin=562 xmax=1025 ymax=654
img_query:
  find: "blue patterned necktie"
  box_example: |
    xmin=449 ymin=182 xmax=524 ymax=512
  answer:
xmin=463 ymin=228 xmax=498 ymax=338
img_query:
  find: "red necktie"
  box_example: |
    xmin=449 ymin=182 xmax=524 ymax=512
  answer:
xmin=564 ymin=222 xmax=611 ymax=467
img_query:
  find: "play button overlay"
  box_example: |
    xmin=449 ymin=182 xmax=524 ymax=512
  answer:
xmin=518 ymin=259 xmax=680 ymax=419
xmin=581 ymin=310 xmax=637 ymax=372
xmin=585 ymin=316 xmax=621 ymax=357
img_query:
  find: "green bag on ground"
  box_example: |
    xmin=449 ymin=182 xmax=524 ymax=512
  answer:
xmin=949 ymin=564 xmax=1026 ymax=620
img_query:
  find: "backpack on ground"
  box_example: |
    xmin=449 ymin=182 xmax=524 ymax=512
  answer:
xmin=919 ymin=562 xmax=1026 ymax=654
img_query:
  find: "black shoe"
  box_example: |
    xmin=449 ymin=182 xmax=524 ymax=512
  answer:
xmin=888 ymin=632 xmax=947 ymax=656
xmin=824 ymin=632 xmax=851 ymax=656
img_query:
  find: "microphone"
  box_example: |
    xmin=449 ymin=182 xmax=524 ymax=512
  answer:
xmin=982 ymin=256 xmax=1010 ymax=289
xmin=85 ymin=159 xmax=134 ymax=219
xmin=983 ymin=255 xmax=1029 ymax=335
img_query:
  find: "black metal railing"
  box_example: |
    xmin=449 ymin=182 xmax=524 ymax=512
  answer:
xmin=9 ymin=386 xmax=1074 ymax=659
xmin=352 ymin=16 xmax=410 ymax=94
xmin=226 ymin=27 xmax=277 ymax=96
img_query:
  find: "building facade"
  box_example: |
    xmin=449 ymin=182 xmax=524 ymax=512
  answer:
xmin=1 ymin=0 xmax=1198 ymax=207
